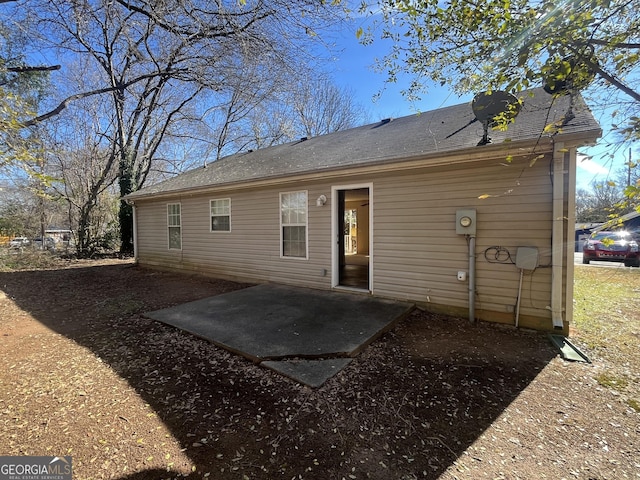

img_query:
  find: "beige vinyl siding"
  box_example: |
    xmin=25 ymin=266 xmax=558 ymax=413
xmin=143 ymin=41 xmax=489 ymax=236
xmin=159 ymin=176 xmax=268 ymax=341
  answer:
xmin=135 ymin=153 xmax=558 ymax=329
xmin=136 ymin=183 xmax=333 ymax=289
xmin=370 ymin=156 xmax=554 ymax=325
xmin=136 ymin=202 xmax=183 ymax=259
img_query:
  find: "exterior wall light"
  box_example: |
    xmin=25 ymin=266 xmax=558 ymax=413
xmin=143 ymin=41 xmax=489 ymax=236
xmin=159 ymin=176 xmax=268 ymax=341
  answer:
xmin=316 ymin=195 xmax=327 ymax=207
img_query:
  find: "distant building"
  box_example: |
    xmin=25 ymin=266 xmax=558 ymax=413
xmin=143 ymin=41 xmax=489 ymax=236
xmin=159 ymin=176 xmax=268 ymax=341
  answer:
xmin=575 ymin=222 xmax=602 ymax=252
xmin=45 ymin=228 xmax=73 ymax=245
xmin=593 ymin=210 xmax=640 ymax=235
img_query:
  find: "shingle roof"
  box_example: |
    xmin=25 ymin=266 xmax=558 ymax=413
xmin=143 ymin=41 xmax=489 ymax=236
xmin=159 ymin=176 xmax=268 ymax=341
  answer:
xmin=127 ymin=88 xmax=601 ymax=199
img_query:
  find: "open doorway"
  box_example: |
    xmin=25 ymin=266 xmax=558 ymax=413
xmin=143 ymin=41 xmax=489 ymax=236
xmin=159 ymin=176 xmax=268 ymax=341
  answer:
xmin=333 ymin=185 xmax=371 ymax=290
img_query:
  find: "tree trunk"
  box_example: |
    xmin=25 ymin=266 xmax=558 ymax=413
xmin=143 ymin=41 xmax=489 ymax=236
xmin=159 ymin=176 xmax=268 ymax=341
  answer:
xmin=119 ymin=199 xmax=133 ymax=254
xmin=119 ymin=160 xmax=135 ymax=254
xmin=76 ymin=207 xmax=90 ymax=256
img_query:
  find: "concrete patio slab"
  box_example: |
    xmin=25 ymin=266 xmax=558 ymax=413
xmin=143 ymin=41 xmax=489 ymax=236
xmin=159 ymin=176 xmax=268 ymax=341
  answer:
xmin=145 ymin=284 xmax=414 ymax=386
xmin=262 ymin=358 xmax=354 ymax=388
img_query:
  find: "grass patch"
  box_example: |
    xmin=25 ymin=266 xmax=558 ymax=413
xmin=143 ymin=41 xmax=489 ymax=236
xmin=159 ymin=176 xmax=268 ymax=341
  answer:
xmin=595 ymin=372 xmax=629 ymax=391
xmin=0 ymin=249 xmax=65 ymax=271
xmin=95 ymin=294 xmax=147 ymax=318
xmin=573 ymin=265 xmax=640 ymax=401
xmin=573 ymin=265 xmax=640 ymax=357
xmin=627 ymin=399 xmax=640 ymax=412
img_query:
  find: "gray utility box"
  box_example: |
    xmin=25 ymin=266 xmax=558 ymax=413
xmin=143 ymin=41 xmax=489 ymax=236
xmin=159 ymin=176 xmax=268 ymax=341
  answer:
xmin=515 ymin=246 xmax=539 ymax=270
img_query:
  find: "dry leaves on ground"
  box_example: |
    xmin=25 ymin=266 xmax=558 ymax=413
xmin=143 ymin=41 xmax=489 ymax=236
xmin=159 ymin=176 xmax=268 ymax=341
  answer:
xmin=0 ymin=258 xmax=638 ymax=479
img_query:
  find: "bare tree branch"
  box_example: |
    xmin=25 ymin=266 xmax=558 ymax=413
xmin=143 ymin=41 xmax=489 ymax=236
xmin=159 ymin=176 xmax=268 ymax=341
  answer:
xmin=12 ymin=0 xmax=344 ymax=253
xmin=20 ymin=70 xmax=183 ymax=127
xmin=6 ymin=65 xmax=61 ymax=73
xmin=112 ymin=0 xmax=271 ymax=40
xmin=588 ymin=39 xmax=640 ymax=49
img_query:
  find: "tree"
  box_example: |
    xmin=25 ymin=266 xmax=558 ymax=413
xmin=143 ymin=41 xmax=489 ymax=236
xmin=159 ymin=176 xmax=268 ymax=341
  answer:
xmin=290 ymin=75 xmax=365 ymax=138
xmin=45 ymin=100 xmax=120 ymax=255
xmin=616 ymin=149 xmax=640 ymax=212
xmin=5 ymin=0 xmax=346 ymax=253
xmin=0 ymin=191 xmax=36 ymax=236
xmin=360 ymin=0 xmax=639 ymax=127
xmin=361 ymin=0 xmax=639 ymax=99
xmin=0 ymin=172 xmax=65 ymax=238
xmin=0 ymin=90 xmax=34 ymax=168
xmin=204 ymin=74 xmax=368 ymax=159
xmin=359 ymin=0 xmax=640 ymax=210
xmin=194 ymin=56 xmax=296 ymax=161
xmin=0 ymin=17 xmax=54 ymax=171
xmin=576 ymin=180 xmax=625 ymax=223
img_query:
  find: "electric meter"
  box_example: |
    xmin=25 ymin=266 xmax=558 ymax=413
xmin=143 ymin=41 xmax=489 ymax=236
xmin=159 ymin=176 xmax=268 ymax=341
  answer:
xmin=459 ymin=216 xmax=472 ymax=228
xmin=456 ymin=209 xmax=477 ymax=235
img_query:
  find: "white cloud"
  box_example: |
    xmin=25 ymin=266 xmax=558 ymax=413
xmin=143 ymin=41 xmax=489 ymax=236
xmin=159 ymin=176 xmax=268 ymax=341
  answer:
xmin=576 ymin=153 xmax=609 ymax=175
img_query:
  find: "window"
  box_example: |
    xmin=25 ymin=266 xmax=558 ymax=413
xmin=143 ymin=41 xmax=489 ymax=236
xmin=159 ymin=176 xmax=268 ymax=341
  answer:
xmin=280 ymin=191 xmax=307 ymax=258
xmin=167 ymin=203 xmax=181 ymax=250
xmin=210 ymin=198 xmax=231 ymax=232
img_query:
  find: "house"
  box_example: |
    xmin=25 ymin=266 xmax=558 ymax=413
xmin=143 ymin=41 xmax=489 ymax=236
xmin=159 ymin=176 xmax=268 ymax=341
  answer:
xmin=125 ymin=88 xmax=601 ymax=333
xmin=592 ymin=210 xmax=640 ymax=235
xmin=45 ymin=228 xmax=73 ymax=245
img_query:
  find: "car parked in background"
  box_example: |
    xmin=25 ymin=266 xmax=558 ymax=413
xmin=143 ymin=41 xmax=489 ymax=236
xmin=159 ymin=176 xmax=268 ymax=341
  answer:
xmin=582 ymin=231 xmax=640 ymax=267
xmin=33 ymin=236 xmax=56 ymax=250
xmin=8 ymin=237 xmax=30 ymax=249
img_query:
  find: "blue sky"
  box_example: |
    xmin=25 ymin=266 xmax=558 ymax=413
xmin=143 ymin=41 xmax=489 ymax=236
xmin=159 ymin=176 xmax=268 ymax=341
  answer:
xmin=4 ymin=0 xmax=626 ymax=192
xmin=326 ymin=27 xmax=627 ymax=191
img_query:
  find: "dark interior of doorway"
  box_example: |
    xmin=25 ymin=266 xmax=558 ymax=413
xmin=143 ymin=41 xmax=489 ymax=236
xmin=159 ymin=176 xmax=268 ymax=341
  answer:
xmin=338 ymin=188 xmax=370 ymax=290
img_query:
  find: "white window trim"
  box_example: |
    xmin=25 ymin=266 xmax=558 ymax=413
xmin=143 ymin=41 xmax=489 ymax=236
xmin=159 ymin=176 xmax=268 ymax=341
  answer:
xmin=167 ymin=202 xmax=182 ymax=251
xmin=280 ymin=190 xmax=308 ymax=260
xmin=210 ymin=197 xmax=231 ymax=233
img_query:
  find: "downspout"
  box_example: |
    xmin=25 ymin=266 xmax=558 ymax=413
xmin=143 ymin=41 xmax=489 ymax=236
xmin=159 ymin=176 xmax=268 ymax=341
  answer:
xmin=565 ymin=149 xmax=578 ymax=329
xmin=551 ymin=142 xmax=566 ymax=329
xmin=130 ymin=201 xmax=139 ymax=263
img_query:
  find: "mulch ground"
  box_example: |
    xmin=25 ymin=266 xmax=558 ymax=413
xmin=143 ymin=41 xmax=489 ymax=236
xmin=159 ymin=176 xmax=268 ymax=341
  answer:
xmin=0 ymin=258 xmax=638 ymax=479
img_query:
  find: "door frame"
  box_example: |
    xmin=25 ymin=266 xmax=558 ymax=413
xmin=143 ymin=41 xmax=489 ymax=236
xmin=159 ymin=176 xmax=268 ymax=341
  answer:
xmin=331 ymin=182 xmax=373 ymax=291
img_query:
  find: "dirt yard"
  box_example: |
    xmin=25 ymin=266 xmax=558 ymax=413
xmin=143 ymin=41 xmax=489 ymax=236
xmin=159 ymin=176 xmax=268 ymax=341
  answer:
xmin=0 ymin=257 xmax=638 ymax=480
